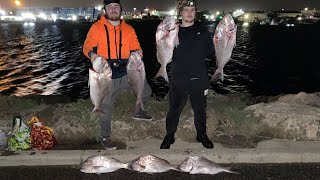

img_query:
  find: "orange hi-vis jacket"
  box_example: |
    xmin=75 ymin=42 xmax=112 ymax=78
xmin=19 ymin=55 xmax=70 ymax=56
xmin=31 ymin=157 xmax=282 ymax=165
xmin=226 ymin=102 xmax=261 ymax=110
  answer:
xmin=83 ymin=15 xmax=142 ymax=78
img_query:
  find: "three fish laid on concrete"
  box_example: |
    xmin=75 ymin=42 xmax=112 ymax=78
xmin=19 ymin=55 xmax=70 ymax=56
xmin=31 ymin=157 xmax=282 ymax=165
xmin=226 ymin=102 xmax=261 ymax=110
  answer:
xmin=179 ymin=155 xmax=239 ymax=175
xmin=155 ymin=15 xmax=179 ymax=82
xmin=211 ymin=14 xmax=237 ymax=82
xmin=88 ymin=57 xmax=112 ymax=114
xmin=131 ymin=154 xmax=180 ymax=173
xmin=80 ymin=155 xmax=129 ymax=174
xmin=127 ymin=51 xmax=146 ymax=114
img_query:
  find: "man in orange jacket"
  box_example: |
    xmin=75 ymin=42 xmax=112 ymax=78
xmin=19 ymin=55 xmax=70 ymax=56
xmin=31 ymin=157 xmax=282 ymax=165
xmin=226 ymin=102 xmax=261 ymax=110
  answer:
xmin=83 ymin=0 xmax=153 ymax=150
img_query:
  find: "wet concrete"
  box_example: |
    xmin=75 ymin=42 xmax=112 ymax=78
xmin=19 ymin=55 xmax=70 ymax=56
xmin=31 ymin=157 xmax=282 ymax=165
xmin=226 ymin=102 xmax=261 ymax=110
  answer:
xmin=0 ymin=163 xmax=320 ymax=180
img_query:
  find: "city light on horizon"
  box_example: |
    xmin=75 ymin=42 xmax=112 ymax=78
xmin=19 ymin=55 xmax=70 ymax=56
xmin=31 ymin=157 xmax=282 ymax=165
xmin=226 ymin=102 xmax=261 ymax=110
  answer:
xmin=15 ymin=0 xmax=21 ymax=6
xmin=0 ymin=10 xmax=5 ymax=15
xmin=0 ymin=0 xmax=317 ymax=12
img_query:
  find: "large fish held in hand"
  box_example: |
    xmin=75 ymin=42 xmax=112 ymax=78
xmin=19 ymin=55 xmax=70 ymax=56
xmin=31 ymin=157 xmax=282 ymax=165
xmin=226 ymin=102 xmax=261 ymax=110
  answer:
xmin=211 ymin=14 xmax=237 ymax=82
xmin=155 ymin=15 xmax=179 ymax=82
xmin=127 ymin=51 xmax=146 ymax=113
xmin=179 ymin=155 xmax=239 ymax=175
xmin=89 ymin=57 xmax=112 ymax=114
xmin=80 ymin=155 xmax=129 ymax=174
xmin=131 ymin=154 xmax=179 ymax=173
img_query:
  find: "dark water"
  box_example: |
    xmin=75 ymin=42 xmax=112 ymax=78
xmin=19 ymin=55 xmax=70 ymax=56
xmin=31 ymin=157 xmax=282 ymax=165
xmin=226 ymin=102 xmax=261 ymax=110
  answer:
xmin=1 ymin=163 xmax=320 ymax=180
xmin=0 ymin=21 xmax=320 ymax=99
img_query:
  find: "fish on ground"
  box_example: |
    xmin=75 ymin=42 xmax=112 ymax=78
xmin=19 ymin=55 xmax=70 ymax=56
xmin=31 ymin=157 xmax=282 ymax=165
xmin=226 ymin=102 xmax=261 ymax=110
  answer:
xmin=131 ymin=154 xmax=180 ymax=173
xmin=88 ymin=56 xmax=112 ymax=114
xmin=179 ymin=155 xmax=239 ymax=175
xmin=155 ymin=15 xmax=179 ymax=82
xmin=80 ymin=155 xmax=129 ymax=174
xmin=211 ymin=14 xmax=237 ymax=82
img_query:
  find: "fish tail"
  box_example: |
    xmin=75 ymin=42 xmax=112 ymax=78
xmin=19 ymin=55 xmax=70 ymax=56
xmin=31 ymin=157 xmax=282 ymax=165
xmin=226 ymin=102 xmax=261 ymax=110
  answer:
xmin=123 ymin=163 xmax=131 ymax=170
xmin=155 ymin=65 xmax=169 ymax=82
xmin=172 ymin=165 xmax=182 ymax=172
xmin=225 ymin=167 xmax=240 ymax=174
xmin=211 ymin=68 xmax=224 ymax=82
xmin=135 ymin=101 xmax=143 ymax=114
xmin=91 ymin=107 xmax=105 ymax=114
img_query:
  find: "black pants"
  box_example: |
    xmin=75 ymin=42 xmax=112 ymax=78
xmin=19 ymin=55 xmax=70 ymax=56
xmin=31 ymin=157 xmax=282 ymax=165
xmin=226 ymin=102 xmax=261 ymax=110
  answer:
xmin=166 ymin=77 xmax=208 ymax=135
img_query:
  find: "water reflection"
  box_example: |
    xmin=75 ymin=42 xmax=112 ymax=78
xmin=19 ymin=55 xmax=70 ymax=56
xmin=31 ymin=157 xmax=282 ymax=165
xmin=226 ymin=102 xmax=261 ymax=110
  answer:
xmin=0 ymin=22 xmax=320 ymax=99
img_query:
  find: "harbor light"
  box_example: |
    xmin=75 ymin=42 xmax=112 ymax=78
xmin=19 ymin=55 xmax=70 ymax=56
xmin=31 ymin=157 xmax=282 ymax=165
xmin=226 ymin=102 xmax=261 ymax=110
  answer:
xmin=243 ymin=22 xmax=249 ymax=26
xmin=72 ymin=15 xmax=77 ymax=21
xmin=151 ymin=10 xmax=157 ymax=15
xmin=244 ymin=14 xmax=249 ymax=19
xmin=169 ymin=9 xmax=176 ymax=16
xmin=38 ymin=13 xmax=47 ymax=20
xmin=15 ymin=0 xmax=21 ymax=6
xmin=304 ymin=8 xmax=308 ymax=11
xmin=51 ymin=14 xmax=57 ymax=22
xmin=233 ymin=9 xmax=244 ymax=17
xmin=0 ymin=10 xmax=5 ymax=15
xmin=95 ymin=6 xmax=102 ymax=11
xmin=21 ymin=13 xmax=36 ymax=20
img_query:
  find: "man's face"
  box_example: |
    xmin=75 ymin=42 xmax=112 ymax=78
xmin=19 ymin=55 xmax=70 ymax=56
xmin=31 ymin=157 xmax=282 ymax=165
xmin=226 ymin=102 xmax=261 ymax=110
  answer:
xmin=181 ymin=6 xmax=196 ymax=23
xmin=105 ymin=3 xmax=121 ymax=21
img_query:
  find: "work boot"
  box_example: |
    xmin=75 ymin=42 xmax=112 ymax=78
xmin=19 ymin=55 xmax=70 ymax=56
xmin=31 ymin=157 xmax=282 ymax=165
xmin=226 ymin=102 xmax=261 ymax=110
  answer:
xmin=101 ymin=137 xmax=117 ymax=150
xmin=160 ymin=133 xmax=175 ymax=149
xmin=196 ymin=133 xmax=214 ymax=149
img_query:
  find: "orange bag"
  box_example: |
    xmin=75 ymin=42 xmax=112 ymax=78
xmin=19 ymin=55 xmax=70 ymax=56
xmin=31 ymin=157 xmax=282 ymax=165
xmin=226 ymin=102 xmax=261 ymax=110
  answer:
xmin=28 ymin=116 xmax=58 ymax=150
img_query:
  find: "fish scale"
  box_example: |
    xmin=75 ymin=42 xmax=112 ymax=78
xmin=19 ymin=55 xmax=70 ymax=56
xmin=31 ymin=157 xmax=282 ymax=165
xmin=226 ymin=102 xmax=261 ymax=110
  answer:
xmin=88 ymin=57 xmax=112 ymax=114
xmin=155 ymin=15 xmax=179 ymax=82
xmin=211 ymin=14 xmax=237 ymax=82
xmin=127 ymin=51 xmax=145 ymax=113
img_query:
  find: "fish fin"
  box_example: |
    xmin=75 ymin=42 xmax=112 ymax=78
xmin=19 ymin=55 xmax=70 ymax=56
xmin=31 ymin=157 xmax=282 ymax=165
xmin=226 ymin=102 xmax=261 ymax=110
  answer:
xmin=211 ymin=68 xmax=224 ymax=82
xmin=155 ymin=65 xmax=169 ymax=82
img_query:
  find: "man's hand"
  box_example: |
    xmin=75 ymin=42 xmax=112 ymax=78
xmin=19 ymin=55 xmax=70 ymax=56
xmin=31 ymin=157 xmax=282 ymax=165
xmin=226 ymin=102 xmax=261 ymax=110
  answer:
xmin=136 ymin=50 xmax=143 ymax=59
xmin=90 ymin=53 xmax=99 ymax=64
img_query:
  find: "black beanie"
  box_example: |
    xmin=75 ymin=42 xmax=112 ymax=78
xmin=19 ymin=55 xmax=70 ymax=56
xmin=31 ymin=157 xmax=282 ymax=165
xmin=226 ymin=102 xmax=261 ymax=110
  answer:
xmin=103 ymin=0 xmax=121 ymax=6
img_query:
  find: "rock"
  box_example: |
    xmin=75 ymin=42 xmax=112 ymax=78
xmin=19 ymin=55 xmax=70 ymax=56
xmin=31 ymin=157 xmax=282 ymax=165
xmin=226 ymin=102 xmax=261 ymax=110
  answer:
xmin=278 ymin=92 xmax=320 ymax=107
xmin=245 ymin=92 xmax=320 ymax=141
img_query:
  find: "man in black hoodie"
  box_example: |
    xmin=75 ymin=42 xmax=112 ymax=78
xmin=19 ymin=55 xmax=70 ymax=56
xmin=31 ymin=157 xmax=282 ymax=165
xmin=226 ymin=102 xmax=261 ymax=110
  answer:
xmin=160 ymin=0 xmax=214 ymax=149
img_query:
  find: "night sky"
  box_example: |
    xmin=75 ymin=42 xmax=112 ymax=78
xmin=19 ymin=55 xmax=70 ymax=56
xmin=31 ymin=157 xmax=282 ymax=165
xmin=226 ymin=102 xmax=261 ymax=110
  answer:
xmin=0 ymin=0 xmax=319 ymax=11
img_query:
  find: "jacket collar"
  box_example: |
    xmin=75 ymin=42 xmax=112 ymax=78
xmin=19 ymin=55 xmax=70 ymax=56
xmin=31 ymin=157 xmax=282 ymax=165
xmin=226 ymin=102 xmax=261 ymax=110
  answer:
xmin=100 ymin=15 xmax=126 ymax=30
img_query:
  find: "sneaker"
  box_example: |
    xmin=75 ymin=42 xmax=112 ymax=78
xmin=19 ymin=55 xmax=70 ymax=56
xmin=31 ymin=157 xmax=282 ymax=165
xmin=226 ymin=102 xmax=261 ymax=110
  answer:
xmin=132 ymin=110 xmax=153 ymax=121
xmin=101 ymin=137 xmax=117 ymax=150
xmin=196 ymin=133 xmax=214 ymax=149
xmin=160 ymin=134 xmax=175 ymax=149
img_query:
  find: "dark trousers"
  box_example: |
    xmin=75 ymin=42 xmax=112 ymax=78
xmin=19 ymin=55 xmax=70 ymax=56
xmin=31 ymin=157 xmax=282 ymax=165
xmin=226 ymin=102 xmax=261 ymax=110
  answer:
xmin=166 ymin=77 xmax=208 ymax=135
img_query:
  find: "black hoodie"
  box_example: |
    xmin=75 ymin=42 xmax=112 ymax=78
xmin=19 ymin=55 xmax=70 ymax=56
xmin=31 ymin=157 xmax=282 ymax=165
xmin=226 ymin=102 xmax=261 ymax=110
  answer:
xmin=171 ymin=23 xmax=214 ymax=81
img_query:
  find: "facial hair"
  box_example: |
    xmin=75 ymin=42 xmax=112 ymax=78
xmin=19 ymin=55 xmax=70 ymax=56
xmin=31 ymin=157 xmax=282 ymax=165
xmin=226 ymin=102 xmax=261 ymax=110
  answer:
xmin=182 ymin=16 xmax=195 ymax=24
xmin=105 ymin=12 xmax=121 ymax=21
